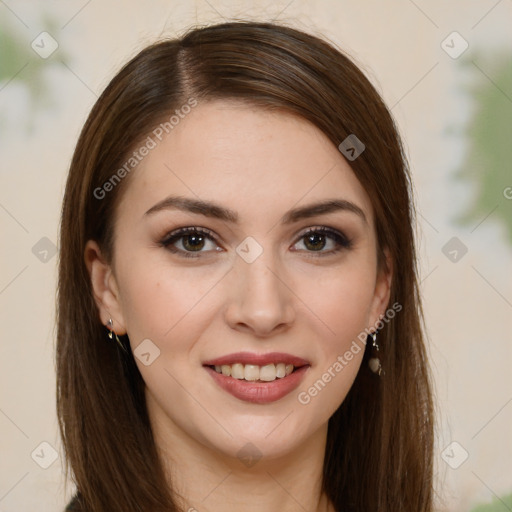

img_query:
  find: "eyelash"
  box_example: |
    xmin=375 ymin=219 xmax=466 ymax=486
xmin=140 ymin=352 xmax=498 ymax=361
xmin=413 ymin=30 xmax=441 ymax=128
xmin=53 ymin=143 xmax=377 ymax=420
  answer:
xmin=159 ymin=226 xmax=352 ymax=259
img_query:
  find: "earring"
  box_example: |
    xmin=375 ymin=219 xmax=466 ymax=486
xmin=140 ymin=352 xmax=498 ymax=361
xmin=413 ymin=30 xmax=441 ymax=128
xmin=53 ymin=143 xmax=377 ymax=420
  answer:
xmin=368 ymin=332 xmax=383 ymax=376
xmin=106 ymin=317 xmax=128 ymax=353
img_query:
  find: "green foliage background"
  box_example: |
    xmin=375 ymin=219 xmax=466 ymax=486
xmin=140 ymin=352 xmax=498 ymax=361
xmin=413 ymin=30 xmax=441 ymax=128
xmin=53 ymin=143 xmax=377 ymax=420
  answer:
xmin=469 ymin=492 xmax=512 ymax=511
xmin=455 ymin=53 xmax=512 ymax=245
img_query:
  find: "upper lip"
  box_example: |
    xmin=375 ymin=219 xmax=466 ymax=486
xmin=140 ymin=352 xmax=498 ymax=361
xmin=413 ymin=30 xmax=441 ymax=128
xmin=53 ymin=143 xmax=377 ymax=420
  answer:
xmin=203 ymin=351 xmax=310 ymax=367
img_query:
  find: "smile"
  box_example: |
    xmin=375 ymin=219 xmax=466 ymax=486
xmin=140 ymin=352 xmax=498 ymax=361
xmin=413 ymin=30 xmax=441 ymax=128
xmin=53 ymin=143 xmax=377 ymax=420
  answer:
xmin=203 ymin=352 xmax=310 ymax=404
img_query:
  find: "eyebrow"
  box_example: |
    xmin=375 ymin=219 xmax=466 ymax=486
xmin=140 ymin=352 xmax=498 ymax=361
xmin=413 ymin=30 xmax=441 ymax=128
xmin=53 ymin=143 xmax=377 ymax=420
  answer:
xmin=144 ymin=195 xmax=367 ymax=225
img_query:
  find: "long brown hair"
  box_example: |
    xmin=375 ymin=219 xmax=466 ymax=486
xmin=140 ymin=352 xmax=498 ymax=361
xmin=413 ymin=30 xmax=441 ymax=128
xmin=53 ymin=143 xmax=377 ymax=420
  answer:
xmin=57 ymin=20 xmax=434 ymax=511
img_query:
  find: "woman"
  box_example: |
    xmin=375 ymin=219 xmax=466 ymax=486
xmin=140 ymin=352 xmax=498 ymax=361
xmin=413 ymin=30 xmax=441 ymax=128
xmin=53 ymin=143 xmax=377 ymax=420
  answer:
xmin=57 ymin=20 xmax=434 ymax=512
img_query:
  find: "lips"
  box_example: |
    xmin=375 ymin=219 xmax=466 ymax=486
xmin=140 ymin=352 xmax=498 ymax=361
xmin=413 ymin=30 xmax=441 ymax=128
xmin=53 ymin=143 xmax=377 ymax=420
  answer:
xmin=203 ymin=352 xmax=310 ymax=404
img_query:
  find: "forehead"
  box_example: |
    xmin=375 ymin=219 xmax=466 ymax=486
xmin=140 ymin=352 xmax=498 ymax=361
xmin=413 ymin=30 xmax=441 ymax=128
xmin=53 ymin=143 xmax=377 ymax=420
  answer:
xmin=117 ymin=100 xmax=373 ymax=226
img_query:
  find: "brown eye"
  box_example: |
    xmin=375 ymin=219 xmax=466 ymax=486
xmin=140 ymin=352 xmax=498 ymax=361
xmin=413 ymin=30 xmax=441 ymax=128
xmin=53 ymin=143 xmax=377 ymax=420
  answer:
xmin=181 ymin=233 xmax=206 ymax=252
xmin=293 ymin=227 xmax=352 ymax=256
xmin=303 ymin=232 xmax=328 ymax=251
xmin=160 ymin=227 xmax=221 ymax=258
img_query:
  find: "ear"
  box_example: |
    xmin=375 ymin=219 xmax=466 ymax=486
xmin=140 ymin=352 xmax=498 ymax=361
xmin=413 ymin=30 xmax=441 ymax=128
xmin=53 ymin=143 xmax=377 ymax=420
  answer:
xmin=367 ymin=247 xmax=393 ymax=330
xmin=84 ymin=240 xmax=127 ymax=335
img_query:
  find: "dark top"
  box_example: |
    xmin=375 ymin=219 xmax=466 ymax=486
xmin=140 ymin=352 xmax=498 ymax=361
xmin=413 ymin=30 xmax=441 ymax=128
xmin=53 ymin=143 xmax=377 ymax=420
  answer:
xmin=65 ymin=493 xmax=81 ymax=511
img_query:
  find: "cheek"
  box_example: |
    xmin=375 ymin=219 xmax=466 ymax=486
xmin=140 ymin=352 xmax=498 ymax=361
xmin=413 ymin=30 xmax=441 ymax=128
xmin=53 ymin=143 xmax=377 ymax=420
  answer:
xmin=293 ymin=262 xmax=375 ymax=395
xmin=299 ymin=260 xmax=377 ymax=344
xmin=116 ymin=257 xmax=224 ymax=349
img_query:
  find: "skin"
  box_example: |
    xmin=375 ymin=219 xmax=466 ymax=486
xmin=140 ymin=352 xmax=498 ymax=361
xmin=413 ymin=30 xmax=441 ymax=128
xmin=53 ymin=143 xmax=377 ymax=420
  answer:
xmin=85 ymin=99 xmax=392 ymax=512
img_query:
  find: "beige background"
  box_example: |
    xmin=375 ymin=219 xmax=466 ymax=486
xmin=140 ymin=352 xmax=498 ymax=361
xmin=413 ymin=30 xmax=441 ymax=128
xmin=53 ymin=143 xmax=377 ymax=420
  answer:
xmin=1 ymin=1 xmax=511 ymax=511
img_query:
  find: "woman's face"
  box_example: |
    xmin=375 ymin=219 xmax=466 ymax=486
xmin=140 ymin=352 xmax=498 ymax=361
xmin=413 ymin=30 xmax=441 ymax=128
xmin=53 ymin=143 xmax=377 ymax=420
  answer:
xmin=87 ymin=99 xmax=391 ymax=462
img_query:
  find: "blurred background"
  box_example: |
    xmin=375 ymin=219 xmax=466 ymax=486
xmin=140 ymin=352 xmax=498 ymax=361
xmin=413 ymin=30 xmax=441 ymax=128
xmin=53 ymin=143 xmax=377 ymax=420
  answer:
xmin=0 ymin=1 xmax=511 ymax=510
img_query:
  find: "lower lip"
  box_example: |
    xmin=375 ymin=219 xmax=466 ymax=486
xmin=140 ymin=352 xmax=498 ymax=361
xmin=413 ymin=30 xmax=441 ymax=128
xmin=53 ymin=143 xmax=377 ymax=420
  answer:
xmin=204 ymin=365 xmax=310 ymax=404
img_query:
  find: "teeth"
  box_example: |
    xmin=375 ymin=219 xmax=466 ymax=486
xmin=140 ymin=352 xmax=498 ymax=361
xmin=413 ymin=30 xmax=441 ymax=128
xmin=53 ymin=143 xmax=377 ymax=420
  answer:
xmin=259 ymin=364 xmax=276 ymax=381
xmin=231 ymin=363 xmax=244 ymax=379
xmin=212 ymin=363 xmax=297 ymax=381
xmin=244 ymin=364 xmax=260 ymax=381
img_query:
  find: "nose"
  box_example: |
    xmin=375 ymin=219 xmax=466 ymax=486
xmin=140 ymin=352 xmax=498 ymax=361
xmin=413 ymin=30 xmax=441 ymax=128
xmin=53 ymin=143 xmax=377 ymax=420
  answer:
xmin=224 ymin=250 xmax=296 ymax=338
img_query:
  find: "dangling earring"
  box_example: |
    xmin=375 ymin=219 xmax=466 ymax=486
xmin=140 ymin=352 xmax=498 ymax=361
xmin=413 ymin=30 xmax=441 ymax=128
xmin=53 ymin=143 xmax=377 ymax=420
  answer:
xmin=106 ymin=317 xmax=128 ymax=353
xmin=368 ymin=331 xmax=383 ymax=376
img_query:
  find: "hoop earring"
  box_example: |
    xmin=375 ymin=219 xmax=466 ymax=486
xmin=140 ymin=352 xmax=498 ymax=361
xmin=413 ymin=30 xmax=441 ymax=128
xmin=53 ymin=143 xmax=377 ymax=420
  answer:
xmin=368 ymin=332 xmax=383 ymax=376
xmin=106 ymin=317 xmax=128 ymax=354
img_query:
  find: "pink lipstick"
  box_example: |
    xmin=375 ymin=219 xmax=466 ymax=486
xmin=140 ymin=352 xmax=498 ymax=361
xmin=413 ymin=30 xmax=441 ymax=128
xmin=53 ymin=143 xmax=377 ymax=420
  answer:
xmin=203 ymin=351 xmax=310 ymax=404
